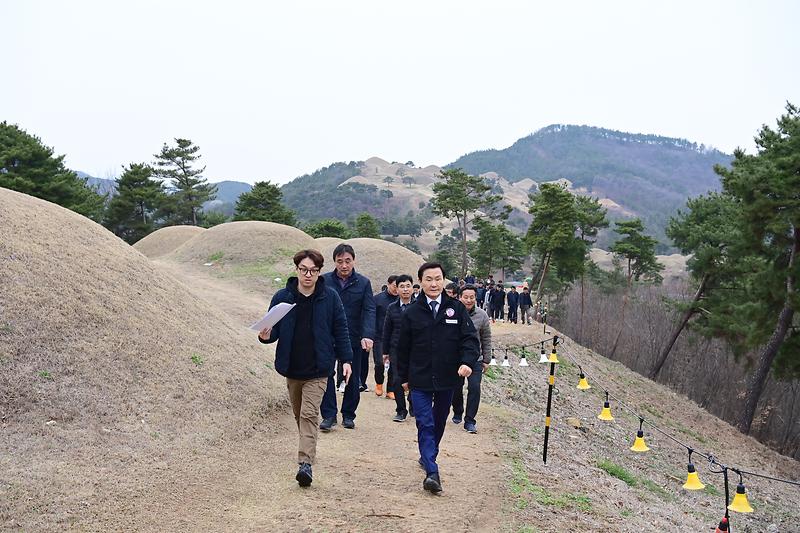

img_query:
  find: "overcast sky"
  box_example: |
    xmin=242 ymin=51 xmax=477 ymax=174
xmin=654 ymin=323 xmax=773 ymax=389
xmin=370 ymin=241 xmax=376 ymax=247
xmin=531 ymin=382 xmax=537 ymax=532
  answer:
xmin=3 ymin=1 xmax=798 ymax=184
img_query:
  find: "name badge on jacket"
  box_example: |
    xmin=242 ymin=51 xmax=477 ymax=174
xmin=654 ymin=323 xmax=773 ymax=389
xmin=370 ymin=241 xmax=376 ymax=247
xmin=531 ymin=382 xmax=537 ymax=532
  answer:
xmin=445 ymin=319 xmax=458 ymax=324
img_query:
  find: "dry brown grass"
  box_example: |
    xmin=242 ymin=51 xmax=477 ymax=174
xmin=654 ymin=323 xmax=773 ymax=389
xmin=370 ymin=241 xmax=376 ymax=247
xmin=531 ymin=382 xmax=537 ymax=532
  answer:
xmin=0 ymin=188 xmax=285 ymax=530
xmin=132 ymin=224 xmax=206 ymax=258
xmin=312 ymin=237 xmax=426 ymax=287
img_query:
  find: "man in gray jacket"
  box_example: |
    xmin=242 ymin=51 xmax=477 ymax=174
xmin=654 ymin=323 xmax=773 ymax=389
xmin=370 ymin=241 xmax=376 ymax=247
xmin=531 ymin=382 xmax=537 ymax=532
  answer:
xmin=451 ymin=284 xmax=492 ymax=433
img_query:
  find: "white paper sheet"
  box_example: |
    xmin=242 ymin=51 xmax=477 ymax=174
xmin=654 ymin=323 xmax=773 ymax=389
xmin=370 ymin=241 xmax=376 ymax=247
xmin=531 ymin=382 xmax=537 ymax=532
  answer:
xmin=249 ymin=302 xmax=295 ymax=332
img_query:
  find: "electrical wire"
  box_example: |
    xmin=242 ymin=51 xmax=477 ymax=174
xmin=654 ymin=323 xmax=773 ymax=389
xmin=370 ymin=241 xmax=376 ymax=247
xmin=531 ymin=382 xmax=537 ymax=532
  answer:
xmin=497 ymin=337 xmax=800 ymax=490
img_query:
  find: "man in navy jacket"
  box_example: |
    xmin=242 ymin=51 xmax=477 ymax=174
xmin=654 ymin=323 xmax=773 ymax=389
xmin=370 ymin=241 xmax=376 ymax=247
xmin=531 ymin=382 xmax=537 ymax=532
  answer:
xmin=396 ymin=262 xmax=480 ymax=493
xmin=372 ymin=275 xmax=398 ymax=397
xmin=319 ymin=243 xmax=376 ymax=431
xmin=259 ymin=249 xmax=353 ymax=487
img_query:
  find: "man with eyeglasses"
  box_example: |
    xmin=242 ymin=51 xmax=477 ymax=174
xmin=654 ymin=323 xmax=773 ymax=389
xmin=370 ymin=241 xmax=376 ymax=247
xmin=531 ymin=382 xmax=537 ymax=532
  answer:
xmin=319 ymin=243 xmax=376 ymax=431
xmin=396 ymin=262 xmax=480 ymax=493
xmin=258 ymin=249 xmax=353 ymax=487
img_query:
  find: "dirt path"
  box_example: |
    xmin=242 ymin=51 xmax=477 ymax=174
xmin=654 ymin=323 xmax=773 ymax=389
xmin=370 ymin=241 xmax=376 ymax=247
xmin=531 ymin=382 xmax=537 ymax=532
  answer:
xmin=155 ymin=260 xmax=507 ymax=532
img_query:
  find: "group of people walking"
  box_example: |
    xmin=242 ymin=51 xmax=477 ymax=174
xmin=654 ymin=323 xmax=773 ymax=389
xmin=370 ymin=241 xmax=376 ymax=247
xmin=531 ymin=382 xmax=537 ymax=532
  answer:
xmin=258 ymin=244 xmax=496 ymax=493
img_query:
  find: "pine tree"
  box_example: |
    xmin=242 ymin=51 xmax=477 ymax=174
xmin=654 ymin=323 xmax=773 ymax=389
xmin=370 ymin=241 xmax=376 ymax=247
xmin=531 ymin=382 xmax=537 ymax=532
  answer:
xmin=233 ymin=181 xmax=296 ymax=226
xmin=353 ymin=212 xmax=381 ymax=238
xmin=304 ymin=219 xmax=351 ymax=238
xmin=0 ymin=121 xmax=104 ymax=220
xmin=103 ymin=163 xmax=165 ymax=244
xmin=153 ymin=138 xmax=216 ymax=226
xmin=608 ymin=218 xmax=664 ymax=357
xmin=714 ymin=103 xmax=800 ymax=433
xmin=650 ymin=192 xmax=739 ymax=378
xmin=432 ymin=168 xmax=504 ymax=277
xmin=526 ymin=183 xmax=581 ymax=304
xmin=574 ymin=195 xmax=609 ymax=340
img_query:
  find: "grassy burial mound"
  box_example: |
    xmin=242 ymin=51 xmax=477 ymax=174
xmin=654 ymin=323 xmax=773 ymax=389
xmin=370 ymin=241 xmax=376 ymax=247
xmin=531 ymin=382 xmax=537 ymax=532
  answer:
xmin=0 ymin=188 xmax=285 ymax=530
xmin=132 ymin=224 xmax=206 ymax=258
xmin=165 ymin=220 xmax=315 ymax=294
xmin=312 ymin=237 xmax=426 ymax=287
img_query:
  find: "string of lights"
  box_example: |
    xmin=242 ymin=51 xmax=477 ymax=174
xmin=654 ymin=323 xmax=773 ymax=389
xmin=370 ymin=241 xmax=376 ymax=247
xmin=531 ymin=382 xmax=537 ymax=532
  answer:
xmin=487 ymin=335 xmax=800 ymax=531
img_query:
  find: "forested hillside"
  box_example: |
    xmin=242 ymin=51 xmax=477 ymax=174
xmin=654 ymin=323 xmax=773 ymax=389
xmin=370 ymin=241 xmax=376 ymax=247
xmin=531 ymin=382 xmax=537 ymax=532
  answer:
xmin=449 ymin=125 xmax=732 ymax=249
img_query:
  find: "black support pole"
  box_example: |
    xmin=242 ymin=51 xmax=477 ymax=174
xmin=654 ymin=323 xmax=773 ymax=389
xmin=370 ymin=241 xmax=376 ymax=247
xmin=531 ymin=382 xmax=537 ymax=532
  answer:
xmin=542 ymin=360 xmax=556 ymax=464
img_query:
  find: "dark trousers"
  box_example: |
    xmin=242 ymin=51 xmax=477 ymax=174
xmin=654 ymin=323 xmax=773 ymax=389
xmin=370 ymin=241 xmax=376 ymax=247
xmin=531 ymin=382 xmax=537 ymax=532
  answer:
xmin=359 ymin=347 xmax=369 ymax=387
xmin=508 ymin=305 xmax=518 ymax=323
xmin=451 ymin=361 xmax=483 ymax=424
xmin=411 ymin=388 xmax=454 ymax=475
xmin=321 ymin=343 xmax=363 ymax=421
xmin=389 ymin=356 xmax=412 ymax=415
xmin=492 ymin=306 xmax=503 ymax=320
xmin=372 ymin=340 xmax=386 ymax=385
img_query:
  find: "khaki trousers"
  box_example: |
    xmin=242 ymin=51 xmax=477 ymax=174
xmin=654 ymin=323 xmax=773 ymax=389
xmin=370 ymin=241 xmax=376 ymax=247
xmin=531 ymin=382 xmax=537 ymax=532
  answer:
xmin=286 ymin=376 xmax=328 ymax=464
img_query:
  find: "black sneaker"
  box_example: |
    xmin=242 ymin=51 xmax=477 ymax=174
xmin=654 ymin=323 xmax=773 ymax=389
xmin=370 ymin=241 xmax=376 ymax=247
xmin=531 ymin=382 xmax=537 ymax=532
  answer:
xmin=464 ymin=422 xmax=477 ymax=433
xmin=296 ymin=462 xmax=313 ymax=487
xmin=342 ymin=418 xmax=355 ymax=429
xmin=392 ymin=413 xmax=407 ymax=422
xmin=319 ymin=417 xmax=337 ymax=431
xmin=423 ymin=472 xmax=442 ymax=493
xmin=451 ymin=416 xmax=463 ymax=425
xmin=359 ymin=384 xmax=368 ymax=393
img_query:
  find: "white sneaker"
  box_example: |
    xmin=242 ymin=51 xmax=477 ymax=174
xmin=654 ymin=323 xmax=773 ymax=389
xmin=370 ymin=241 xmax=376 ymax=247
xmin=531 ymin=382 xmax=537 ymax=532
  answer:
xmin=337 ymin=382 xmax=346 ymax=393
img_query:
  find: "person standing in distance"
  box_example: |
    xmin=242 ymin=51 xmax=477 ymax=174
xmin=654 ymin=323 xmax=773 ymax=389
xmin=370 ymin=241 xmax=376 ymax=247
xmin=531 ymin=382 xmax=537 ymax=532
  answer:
xmin=381 ymin=274 xmax=415 ymax=420
xmin=396 ymin=262 xmax=480 ymax=493
xmin=258 ymin=249 xmax=353 ymax=487
xmin=319 ymin=243 xmax=376 ymax=431
xmin=451 ymin=284 xmax=492 ymax=433
xmin=372 ymin=275 xmax=399 ymax=397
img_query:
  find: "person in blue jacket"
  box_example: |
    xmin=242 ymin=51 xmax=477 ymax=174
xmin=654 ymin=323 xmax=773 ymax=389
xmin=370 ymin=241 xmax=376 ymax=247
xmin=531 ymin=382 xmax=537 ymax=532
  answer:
xmin=258 ymin=249 xmax=353 ymax=487
xmin=506 ymin=285 xmax=520 ymax=324
xmin=319 ymin=243 xmax=376 ymax=431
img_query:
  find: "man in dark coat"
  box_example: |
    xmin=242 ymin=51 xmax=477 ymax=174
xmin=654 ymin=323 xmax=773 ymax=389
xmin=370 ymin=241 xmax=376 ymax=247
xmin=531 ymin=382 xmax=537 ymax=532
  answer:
xmin=319 ymin=243 xmax=376 ymax=431
xmin=259 ymin=249 xmax=353 ymax=487
xmin=490 ymin=284 xmax=506 ymax=322
xmin=372 ymin=275 xmax=398 ymax=397
xmin=397 ymin=262 xmax=480 ymax=493
xmin=381 ymin=274 xmax=415 ymax=420
xmin=519 ymin=286 xmax=533 ymax=325
xmin=506 ymin=285 xmax=519 ymax=324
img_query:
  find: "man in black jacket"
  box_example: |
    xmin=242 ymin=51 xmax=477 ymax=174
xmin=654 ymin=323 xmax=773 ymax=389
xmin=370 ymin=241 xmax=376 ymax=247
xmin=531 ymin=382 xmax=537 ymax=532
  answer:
xmin=396 ymin=262 xmax=480 ymax=493
xmin=372 ymin=275 xmax=398 ymax=397
xmin=381 ymin=274 xmax=415 ymax=420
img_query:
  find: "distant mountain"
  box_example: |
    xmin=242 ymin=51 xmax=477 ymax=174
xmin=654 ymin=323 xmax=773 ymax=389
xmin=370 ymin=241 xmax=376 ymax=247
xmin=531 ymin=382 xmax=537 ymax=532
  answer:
xmin=211 ymin=180 xmax=252 ymax=204
xmin=448 ymin=125 xmax=732 ymax=249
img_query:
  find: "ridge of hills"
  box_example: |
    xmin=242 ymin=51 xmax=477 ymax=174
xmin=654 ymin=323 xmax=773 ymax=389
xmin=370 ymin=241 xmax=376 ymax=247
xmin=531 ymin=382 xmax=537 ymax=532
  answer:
xmin=1 ymin=186 xmax=798 ymax=531
xmin=78 ymin=124 xmax=730 ymax=251
xmin=280 ymin=125 xmax=731 ymax=250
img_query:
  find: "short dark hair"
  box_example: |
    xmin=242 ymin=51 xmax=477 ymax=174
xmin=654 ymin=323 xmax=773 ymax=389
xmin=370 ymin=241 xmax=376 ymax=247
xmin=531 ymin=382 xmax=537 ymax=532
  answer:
xmin=459 ymin=283 xmax=477 ymax=296
xmin=396 ymin=274 xmax=413 ymax=285
xmin=418 ymin=262 xmax=445 ymax=280
xmin=387 ymin=275 xmax=398 ymax=284
xmin=445 ymin=282 xmax=458 ymax=292
xmin=293 ymin=249 xmax=324 ymax=269
xmin=523 ymin=286 xmax=529 ymax=291
xmin=412 ymin=283 xmax=420 ymax=289
xmin=332 ymin=243 xmax=355 ymax=261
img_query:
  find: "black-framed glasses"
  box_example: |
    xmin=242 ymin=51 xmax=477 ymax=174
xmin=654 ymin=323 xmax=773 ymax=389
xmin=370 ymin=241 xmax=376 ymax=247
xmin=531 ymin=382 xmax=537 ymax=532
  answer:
xmin=297 ymin=266 xmax=321 ymax=276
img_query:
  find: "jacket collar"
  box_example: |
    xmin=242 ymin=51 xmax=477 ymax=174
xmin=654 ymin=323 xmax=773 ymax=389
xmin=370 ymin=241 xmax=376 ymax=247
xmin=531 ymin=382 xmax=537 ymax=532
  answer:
xmin=286 ymin=275 xmax=327 ymax=299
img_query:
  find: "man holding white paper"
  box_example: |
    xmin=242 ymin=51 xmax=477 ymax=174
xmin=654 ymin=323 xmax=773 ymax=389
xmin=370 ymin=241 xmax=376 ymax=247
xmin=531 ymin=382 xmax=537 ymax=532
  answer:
xmin=258 ymin=249 xmax=353 ymax=487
